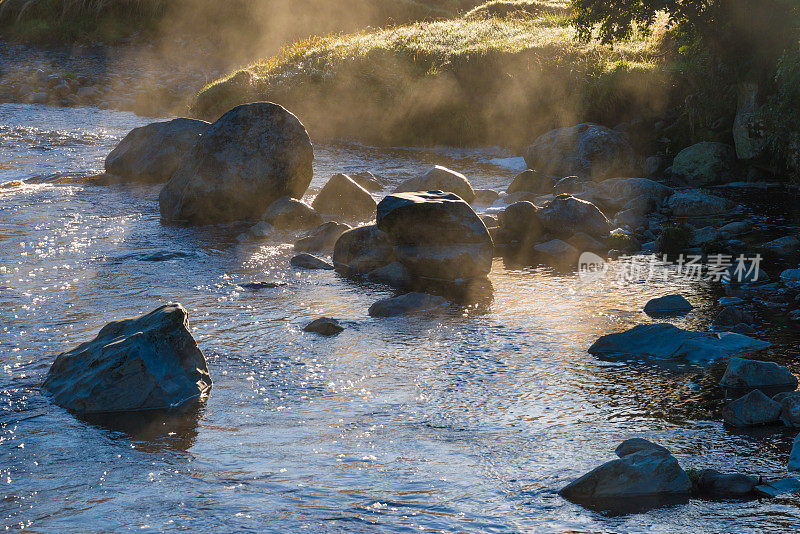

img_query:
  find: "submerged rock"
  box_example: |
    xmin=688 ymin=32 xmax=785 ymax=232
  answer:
xmin=311 ymin=173 xmax=377 ymax=221
xmin=393 ymin=165 xmax=476 ymax=203
xmin=697 ymin=469 xmax=758 ymax=497
xmin=588 ymin=324 xmax=770 ymax=364
xmin=262 ymin=197 xmax=322 ymax=231
xmin=105 ymin=118 xmax=209 ymax=183
xmin=290 ymin=253 xmax=334 ymax=270
xmin=303 ymin=317 xmax=344 ymax=336
xmin=719 ymin=358 xmax=798 ymax=390
xmin=524 ymin=123 xmax=638 ymax=180
xmin=294 ymin=222 xmax=351 ymax=253
xmin=42 ymin=304 xmax=211 ymax=413
xmin=671 ymin=142 xmax=736 ymax=186
xmin=643 ymin=294 xmax=693 ymax=317
xmin=333 ymin=225 xmax=394 ymax=275
xmin=377 ymin=191 xmax=493 ymax=282
xmin=537 ymin=195 xmax=610 ymax=238
xmin=560 ymin=442 xmax=690 ymax=502
xmin=722 ymin=389 xmax=781 ymax=427
xmin=159 ymin=102 xmax=313 ymax=224
xmin=368 ymin=292 xmax=448 ymax=317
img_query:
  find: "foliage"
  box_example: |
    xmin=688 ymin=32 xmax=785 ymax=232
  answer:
xmin=656 ymin=223 xmax=693 ymax=257
xmin=761 ymin=53 xmax=800 ymax=181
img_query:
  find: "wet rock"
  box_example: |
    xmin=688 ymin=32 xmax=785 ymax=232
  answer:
xmin=473 ymin=189 xmax=501 ymax=205
xmin=567 ymin=232 xmax=606 ymax=253
xmin=762 ymin=236 xmax=800 ymax=256
xmin=349 ymin=171 xmax=384 ymax=192
xmin=671 ymin=142 xmax=736 ymax=186
xmin=754 ymin=478 xmax=800 ymax=498
xmin=159 ymin=103 xmax=313 ymax=224
xmin=533 ymin=239 xmax=579 ymax=264
xmin=697 ymin=469 xmax=758 ymax=496
xmin=723 ymin=261 xmax=770 ymax=284
xmin=239 ymin=221 xmax=273 ymax=241
xmin=537 ymin=195 xmax=610 ymax=238
xmin=262 ymin=197 xmax=323 ymax=231
xmin=393 ymin=165 xmax=475 ymax=203
xmin=240 ymin=280 xmax=286 ymax=290
xmin=789 ymin=433 xmax=800 ymax=471
xmin=524 ymin=123 xmax=638 ymax=180
xmin=690 ymin=226 xmax=721 ymax=246
xmin=377 ymin=191 xmax=493 ymax=282
xmin=311 ymin=173 xmax=377 ymax=221
xmin=560 ymin=444 xmax=690 ymax=502
xmin=303 ymin=317 xmax=344 ymax=336
xmin=773 ymin=391 xmax=800 ymax=427
xmin=731 ymin=323 xmax=758 ymax=335
xmin=367 ymin=261 xmax=410 ymax=287
xmin=333 ymin=225 xmax=394 ymax=275
xmin=597 ymin=177 xmax=673 ymax=210
xmin=714 ymin=306 xmax=754 ymax=327
xmin=588 ymin=324 xmax=771 ymax=364
xmin=666 ymin=191 xmax=733 ymax=217
xmin=41 ymin=304 xmax=211 ymax=413
xmin=105 ymin=118 xmax=209 ymax=184
xmin=780 ymin=268 xmax=800 ymax=286
xmin=498 ymin=201 xmax=543 ymax=246
xmin=722 ymin=389 xmax=781 ymax=427
xmin=368 ymin=292 xmax=448 ymax=317
xmin=290 ymin=253 xmax=334 ymax=270
xmin=614 ymin=438 xmax=671 ymax=458
xmin=294 ymin=222 xmax=351 ymax=253
xmin=506 ymin=169 xmax=553 ymax=195
xmin=719 ymin=220 xmax=751 ymax=239
xmin=720 ymin=358 xmax=798 ymax=390
xmin=643 ymin=294 xmax=693 ymax=317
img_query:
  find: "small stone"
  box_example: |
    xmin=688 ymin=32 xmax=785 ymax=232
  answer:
xmin=368 ymin=292 xmax=448 ymax=317
xmin=643 ymin=295 xmax=693 ymax=317
xmin=614 ymin=438 xmax=671 ymax=458
xmin=303 ymin=317 xmax=344 ymax=336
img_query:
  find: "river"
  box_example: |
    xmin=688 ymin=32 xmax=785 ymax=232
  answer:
xmin=1 ymin=102 xmax=799 ymax=532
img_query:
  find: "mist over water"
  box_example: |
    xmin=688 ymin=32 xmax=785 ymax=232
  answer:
xmin=2 ymin=103 xmax=800 ymax=532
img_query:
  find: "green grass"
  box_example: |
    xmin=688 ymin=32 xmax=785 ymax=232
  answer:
xmin=194 ymin=2 xmax=675 ymax=146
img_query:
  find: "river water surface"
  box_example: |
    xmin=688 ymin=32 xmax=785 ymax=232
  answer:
xmin=2 ymin=103 xmax=800 ymax=532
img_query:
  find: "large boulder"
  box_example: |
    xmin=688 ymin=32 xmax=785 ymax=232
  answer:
xmin=560 ymin=442 xmax=690 ymax=502
xmin=311 ymin=173 xmax=377 ymax=221
xmin=666 ymin=191 xmax=733 ymax=217
xmin=671 ymin=142 xmax=736 ymax=186
xmin=393 ymin=166 xmax=476 ymax=203
xmin=523 ymin=123 xmax=638 ymax=180
xmin=333 ymin=225 xmax=394 ymax=275
xmin=262 ymin=197 xmax=322 ymax=231
xmin=588 ymin=323 xmax=771 ymax=365
xmin=722 ymin=389 xmax=781 ymax=427
xmin=105 ymin=118 xmax=209 ymax=183
xmin=159 ymin=102 xmax=313 ymax=224
xmin=377 ymin=191 xmax=493 ymax=282
xmin=41 ymin=304 xmax=211 ymax=413
xmin=720 ymin=358 xmax=798 ymax=390
xmin=536 ymin=195 xmax=611 ymax=238
xmin=294 ymin=222 xmax=351 ymax=253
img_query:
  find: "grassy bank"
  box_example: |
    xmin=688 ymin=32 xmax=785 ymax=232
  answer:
xmin=193 ymin=1 xmax=675 ymax=146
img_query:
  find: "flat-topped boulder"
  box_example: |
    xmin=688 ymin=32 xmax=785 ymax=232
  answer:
xmin=524 ymin=123 xmax=638 ymax=180
xmin=392 ymin=165 xmax=475 ymax=203
xmin=312 ymin=173 xmax=377 ymax=221
xmin=159 ymin=102 xmax=313 ymax=224
xmin=105 ymin=118 xmax=209 ymax=183
xmin=42 ymin=304 xmax=211 ymax=413
xmin=377 ymin=191 xmax=493 ymax=282
xmin=588 ymin=324 xmax=771 ymax=364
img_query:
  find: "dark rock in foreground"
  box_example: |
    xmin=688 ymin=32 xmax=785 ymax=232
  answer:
xmin=720 ymin=358 xmax=798 ymax=391
xmin=303 ymin=317 xmax=344 ymax=336
xmin=560 ymin=439 xmax=690 ymax=502
xmin=588 ymin=324 xmax=770 ymax=364
xmin=722 ymin=389 xmax=781 ymax=427
xmin=377 ymin=191 xmax=493 ymax=282
xmin=42 ymin=304 xmax=211 ymax=414
xmin=536 ymin=195 xmax=610 ymax=238
xmin=159 ymin=102 xmax=313 ymax=224
xmin=105 ymin=118 xmax=209 ymax=183
xmin=368 ymin=292 xmax=448 ymax=317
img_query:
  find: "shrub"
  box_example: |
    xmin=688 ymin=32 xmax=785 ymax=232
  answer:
xmin=656 ymin=223 xmax=693 ymax=257
xmin=761 ymin=52 xmax=800 ymax=181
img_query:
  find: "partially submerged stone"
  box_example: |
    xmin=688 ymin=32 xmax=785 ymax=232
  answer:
xmin=393 ymin=165 xmax=476 ymax=203
xmin=754 ymin=478 xmax=800 ymax=498
xmin=367 ymin=261 xmax=410 ymax=287
xmin=290 ymin=253 xmax=334 ymax=270
xmin=262 ymin=197 xmax=323 ymax=231
xmin=667 ymin=190 xmax=733 ymax=217
xmin=789 ymin=433 xmax=800 ymax=471
xmin=537 ymin=195 xmax=610 ymax=238
xmin=533 ymin=239 xmax=579 ymax=265
xmin=498 ymin=201 xmax=543 ymax=246
xmin=697 ymin=469 xmax=758 ymax=497
xmin=773 ymin=391 xmax=800 ymax=427
xmin=588 ymin=324 xmax=770 ymax=364
xmin=333 ymin=225 xmax=394 ymax=275
xmin=614 ymin=438 xmax=671 ymax=458
xmin=303 ymin=317 xmax=344 ymax=336
xmin=722 ymin=389 xmax=781 ymax=427
xmin=643 ymin=294 xmax=693 ymax=317
xmin=719 ymin=358 xmax=798 ymax=390
xmin=42 ymin=304 xmax=211 ymax=413
xmin=294 ymin=222 xmax=351 ymax=253
xmin=368 ymin=292 xmax=448 ymax=317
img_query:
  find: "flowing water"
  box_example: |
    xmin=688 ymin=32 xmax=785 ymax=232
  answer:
xmin=1 ymin=103 xmax=800 ymax=533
